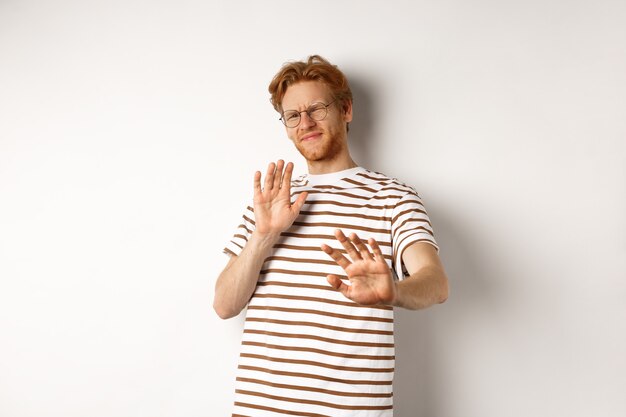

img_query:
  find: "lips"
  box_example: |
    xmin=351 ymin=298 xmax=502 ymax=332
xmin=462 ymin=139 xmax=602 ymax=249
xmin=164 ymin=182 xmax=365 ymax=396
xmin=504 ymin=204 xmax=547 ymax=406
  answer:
xmin=300 ymin=132 xmax=322 ymax=142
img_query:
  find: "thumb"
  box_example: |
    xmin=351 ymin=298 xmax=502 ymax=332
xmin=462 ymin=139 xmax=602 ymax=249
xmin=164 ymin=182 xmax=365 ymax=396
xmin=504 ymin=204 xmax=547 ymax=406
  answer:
xmin=327 ymin=275 xmax=350 ymax=298
xmin=291 ymin=191 xmax=308 ymax=213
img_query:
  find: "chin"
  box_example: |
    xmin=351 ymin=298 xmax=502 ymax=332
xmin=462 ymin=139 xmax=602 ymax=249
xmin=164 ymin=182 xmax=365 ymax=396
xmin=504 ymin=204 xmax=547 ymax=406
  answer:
xmin=297 ymin=150 xmax=324 ymax=162
xmin=296 ymin=138 xmax=343 ymax=162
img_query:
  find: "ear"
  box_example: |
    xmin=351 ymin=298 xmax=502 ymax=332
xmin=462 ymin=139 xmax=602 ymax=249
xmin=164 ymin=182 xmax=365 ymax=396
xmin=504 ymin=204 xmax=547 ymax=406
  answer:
xmin=342 ymin=100 xmax=353 ymax=123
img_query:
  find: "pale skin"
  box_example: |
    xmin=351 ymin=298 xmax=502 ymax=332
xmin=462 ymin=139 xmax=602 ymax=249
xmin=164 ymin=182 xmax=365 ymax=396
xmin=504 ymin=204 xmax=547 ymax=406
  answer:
xmin=213 ymin=80 xmax=448 ymax=319
xmin=213 ymin=160 xmax=307 ymax=319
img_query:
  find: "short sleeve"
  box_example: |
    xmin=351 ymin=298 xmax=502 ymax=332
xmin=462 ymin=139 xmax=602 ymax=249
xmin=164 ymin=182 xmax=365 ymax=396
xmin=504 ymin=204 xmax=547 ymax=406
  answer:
xmin=390 ymin=190 xmax=438 ymax=279
xmin=223 ymin=205 xmax=256 ymax=257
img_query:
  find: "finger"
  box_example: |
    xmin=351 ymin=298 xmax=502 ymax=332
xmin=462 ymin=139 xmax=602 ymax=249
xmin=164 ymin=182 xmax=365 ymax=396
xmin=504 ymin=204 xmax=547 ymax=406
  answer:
xmin=281 ymin=161 xmax=294 ymax=190
xmin=369 ymin=238 xmax=385 ymax=262
xmin=350 ymin=233 xmax=374 ymax=260
xmin=335 ymin=229 xmax=361 ymax=261
xmin=321 ymin=243 xmax=351 ymax=270
xmin=291 ymin=191 xmax=308 ymax=214
xmin=253 ymin=171 xmax=262 ymax=196
xmin=264 ymin=162 xmax=276 ymax=190
xmin=273 ymin=159 xmax=284 ymax=190
xmin=327 ymin=274 xmax=350 ymax=297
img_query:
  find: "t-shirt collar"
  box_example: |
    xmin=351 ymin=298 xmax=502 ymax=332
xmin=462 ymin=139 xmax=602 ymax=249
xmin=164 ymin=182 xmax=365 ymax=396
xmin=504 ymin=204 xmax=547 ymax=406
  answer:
xmin=305 ymin=166 xmax=365 ymax=186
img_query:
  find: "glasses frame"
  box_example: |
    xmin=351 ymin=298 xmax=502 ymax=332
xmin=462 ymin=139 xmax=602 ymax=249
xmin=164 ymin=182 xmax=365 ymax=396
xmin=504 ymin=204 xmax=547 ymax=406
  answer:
xmin=279 ymin=99 xmax=337 ymax=128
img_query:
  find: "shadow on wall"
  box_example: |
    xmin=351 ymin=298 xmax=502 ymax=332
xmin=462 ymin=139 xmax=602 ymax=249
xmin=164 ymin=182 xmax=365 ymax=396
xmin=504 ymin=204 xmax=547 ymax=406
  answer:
xmin=349 ymin=74 xmax=491 ymax=416
xmin=346 ymin=75 xmax=377 ymax=166
xmin=393 ymin=206 xmax=490 ymax=417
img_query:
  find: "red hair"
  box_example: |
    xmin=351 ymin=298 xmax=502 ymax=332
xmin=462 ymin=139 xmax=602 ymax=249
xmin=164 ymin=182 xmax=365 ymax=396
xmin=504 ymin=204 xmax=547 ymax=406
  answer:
xmin=268 ymin=55 xmax=353 ymax=114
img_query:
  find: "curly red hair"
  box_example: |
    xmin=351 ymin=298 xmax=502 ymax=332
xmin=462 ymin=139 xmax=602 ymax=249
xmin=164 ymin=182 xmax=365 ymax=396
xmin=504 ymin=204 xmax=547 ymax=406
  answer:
xmin=268 ymin=55 xmax=353 ymax=115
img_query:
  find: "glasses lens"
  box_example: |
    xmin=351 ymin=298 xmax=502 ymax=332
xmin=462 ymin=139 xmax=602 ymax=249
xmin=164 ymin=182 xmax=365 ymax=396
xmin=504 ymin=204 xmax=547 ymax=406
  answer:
xmin=308 ymin=104 xmax=328 ymax=121
xmin=282 ymin=111 xmax=300 ymax=127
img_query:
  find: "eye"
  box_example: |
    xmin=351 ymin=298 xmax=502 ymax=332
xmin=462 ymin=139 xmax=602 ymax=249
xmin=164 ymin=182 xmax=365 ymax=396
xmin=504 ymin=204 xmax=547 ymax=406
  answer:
xmin=309 ymin=105 xmax=326 ymax=119
xmin=284 ymin=112 xmax=299 ymax=121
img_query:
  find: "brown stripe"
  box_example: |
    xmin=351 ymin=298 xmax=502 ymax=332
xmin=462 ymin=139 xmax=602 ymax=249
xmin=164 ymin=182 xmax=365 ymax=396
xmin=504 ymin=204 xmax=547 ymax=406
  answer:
xmin=236 ymin=223 xmax=253 ymax=234
xmin=356 ymin=172 xmax=410 ymax=186
xmin=245 ymin=318 xmax=393 ymax=336
xmin=234 ymin=402 xmax=331 ymax=417
xmin=264 ymin=256 xmax=336 ymax=266
xmin=231 ymin=241 xmax=243 ymax=250
xmin=247 ymin=305 xmax=393 ymax=323
xmin=242 ymin=215 xmax=256 ymax=226
xmin=341 ymin=177 xmax=367 ymax=186
xmin=240 ymin=353 xmax=394 ymax=373
xmin=242 ymin=341 xmax=394 ymax=360
xmin=233 ymin=233 xmax=248 ymax=241
xmin=298 ymin=198 xmax=397 ymax=210
xmin=257 ymin=281 xmax=335 ymax=292
xmin=300 ymin=188 xmax=404 ymax=201
xmin=274 ymin=243 xmax=324 ymax=251
xmin=393 ymin=198 xmax=428 ymax=212
xmin=394 ymin=233 xmax=436 ymax=266
xmin=345 ymin=185 xmax=378 ymax=193
xmin=392 ymin=196 xmax=421 ymax=205
xmin=236 ymin=389 xmax=392 ymax=411
xmin=280 ymin=232 xmax=392 ymax=247
xmin=394 ymin=225 xmax=434 ymax=243
xmin=391 ymin=207 xmax=429 ymax=225
xmin=356 ymin=172 xmax=390 ymax=182
xmin=395 ymin=230 xmax=422 ymax=253
xmin=379 ymin=185 xmax=414 ymax=194
xmin=292 ymin=220 xmax=389 ymax=234
xmin=260 ymin=268 xmax=337 ymax=278
xmin=237 ymin=377 xmax=393 ymax=398
xmin=310 ymin=183 xmax=386 ymax=194
xmin=393 ymin=217 xmax=433 ymax=236
xmin=273 ymin=244 xmax=393 ymax=261
xmin=299 ymin=210 xmax=391 ymax=222
xmin=238 ymin=364 xmax=393 ymax=385
xmin=252 ymin=293 xmax=393 ymax=311
xmin=244 ymin=329 xmax=394 ymax=348
xmin=311 ymin=184 xmax=345 ymax=190
xmin=223 ymin=247 xmax=237 ymax=257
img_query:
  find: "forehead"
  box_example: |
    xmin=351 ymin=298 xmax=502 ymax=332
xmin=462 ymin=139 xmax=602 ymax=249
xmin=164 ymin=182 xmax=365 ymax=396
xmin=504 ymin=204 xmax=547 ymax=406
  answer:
xmin=281 ymin=81 xmax=333 ymax=111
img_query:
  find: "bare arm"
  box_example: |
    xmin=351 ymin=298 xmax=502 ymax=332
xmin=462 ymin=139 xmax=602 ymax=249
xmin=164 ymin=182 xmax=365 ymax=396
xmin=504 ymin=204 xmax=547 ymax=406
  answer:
xmin=321 ymin=230 xmax=448 ymax=309
xmin=213 ymin=160 xmax=307 ymax=319
xmin=393 ymin=242 xmax=448 ymax=309
xmin=213 ymin=231 xmax=281 ymax=319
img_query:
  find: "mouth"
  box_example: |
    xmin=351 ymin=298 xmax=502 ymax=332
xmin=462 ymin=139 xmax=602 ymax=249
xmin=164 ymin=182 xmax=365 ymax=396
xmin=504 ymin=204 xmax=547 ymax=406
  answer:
xmin=300 ymin=132 xmax=322 ymax=142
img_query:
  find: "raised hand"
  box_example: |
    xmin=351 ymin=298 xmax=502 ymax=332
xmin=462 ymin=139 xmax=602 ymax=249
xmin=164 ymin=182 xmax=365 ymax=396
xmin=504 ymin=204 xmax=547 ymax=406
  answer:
xmin=321 ymin=230 xmax=397 ymax=305
xmin=253 ymin=160 xmax=308 ymax=236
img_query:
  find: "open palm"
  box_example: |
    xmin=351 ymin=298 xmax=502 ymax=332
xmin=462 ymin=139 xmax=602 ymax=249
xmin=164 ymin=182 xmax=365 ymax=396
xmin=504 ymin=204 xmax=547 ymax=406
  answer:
xmin=253 ymin=160 xmax=307 ymax=235
xmin=321 ymin=230 xmax=396 ymax=305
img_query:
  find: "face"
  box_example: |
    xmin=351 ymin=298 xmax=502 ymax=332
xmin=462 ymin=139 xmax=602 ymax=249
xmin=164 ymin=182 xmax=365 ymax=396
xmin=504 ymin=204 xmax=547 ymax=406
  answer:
xmin=280 ymin=81 xmax=353 ymax=163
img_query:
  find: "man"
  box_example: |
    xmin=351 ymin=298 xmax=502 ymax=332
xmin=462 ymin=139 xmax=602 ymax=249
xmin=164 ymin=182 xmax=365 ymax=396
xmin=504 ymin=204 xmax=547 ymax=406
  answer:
xmin=214 ymin=55 xmax=448 ymax=417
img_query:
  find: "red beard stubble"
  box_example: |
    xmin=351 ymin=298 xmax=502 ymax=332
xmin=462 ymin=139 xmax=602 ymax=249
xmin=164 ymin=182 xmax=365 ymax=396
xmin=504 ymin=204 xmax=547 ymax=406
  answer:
xmin=294 ymin=129 xmax=347 ymax=163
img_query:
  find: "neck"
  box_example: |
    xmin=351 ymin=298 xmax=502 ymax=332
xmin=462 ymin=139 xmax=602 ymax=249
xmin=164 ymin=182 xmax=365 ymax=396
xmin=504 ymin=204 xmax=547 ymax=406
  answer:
xmin=306 ymin=154 xmax=358 ymax=175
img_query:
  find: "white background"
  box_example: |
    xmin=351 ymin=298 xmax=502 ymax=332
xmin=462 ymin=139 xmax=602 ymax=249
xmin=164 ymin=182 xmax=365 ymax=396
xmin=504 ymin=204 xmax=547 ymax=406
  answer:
xmin=1 ymin=1 xmax=625 ymax=416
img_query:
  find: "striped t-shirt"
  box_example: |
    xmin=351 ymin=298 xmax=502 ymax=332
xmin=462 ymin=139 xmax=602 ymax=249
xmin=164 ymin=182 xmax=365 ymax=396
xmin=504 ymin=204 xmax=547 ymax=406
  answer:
xmin=224 ymin=166 xmax=437 ymax=417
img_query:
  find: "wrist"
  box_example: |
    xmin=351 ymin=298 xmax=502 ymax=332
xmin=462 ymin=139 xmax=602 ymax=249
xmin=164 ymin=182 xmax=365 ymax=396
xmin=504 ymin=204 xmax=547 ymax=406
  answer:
xmin=388 ymin=280 xmax=400 ymax=307
xmin=250 ymin=230 xmax=281 ymax=249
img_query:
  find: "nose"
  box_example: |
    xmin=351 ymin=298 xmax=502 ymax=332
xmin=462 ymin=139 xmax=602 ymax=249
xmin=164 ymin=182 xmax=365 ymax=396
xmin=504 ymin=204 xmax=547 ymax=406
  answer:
xmin=299 ymin=111 xmax=316 ymax=129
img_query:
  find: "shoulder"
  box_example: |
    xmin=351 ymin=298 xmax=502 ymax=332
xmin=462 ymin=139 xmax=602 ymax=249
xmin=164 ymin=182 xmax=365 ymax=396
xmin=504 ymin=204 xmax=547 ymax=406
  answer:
xmin=356 ymin=168 xmax=419 ymax=196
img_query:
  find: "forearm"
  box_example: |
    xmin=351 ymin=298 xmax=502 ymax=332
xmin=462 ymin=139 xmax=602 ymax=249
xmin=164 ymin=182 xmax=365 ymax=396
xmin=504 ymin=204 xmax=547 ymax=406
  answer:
xmin=213 ymin=231 xmax=280 ymax=319
xmin=392 ymin=265 xmax=449 ymax=310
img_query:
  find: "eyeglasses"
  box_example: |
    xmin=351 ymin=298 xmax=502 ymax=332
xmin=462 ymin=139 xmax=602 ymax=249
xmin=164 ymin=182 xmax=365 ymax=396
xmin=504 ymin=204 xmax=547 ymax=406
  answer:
xmin=279 ymin=99 xmax=337 ymax=128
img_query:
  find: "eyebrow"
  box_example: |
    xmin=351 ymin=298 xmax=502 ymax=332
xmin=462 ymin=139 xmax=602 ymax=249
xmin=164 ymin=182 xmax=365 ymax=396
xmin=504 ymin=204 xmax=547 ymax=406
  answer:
xmin=282 ymin=100 xmax=329 ymax=112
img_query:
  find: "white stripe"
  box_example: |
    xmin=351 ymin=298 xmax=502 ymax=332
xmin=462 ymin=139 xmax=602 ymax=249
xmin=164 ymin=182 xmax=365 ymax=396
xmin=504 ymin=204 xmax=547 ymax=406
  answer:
xmin=225 ymin=168 xmax=435 ymax=416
